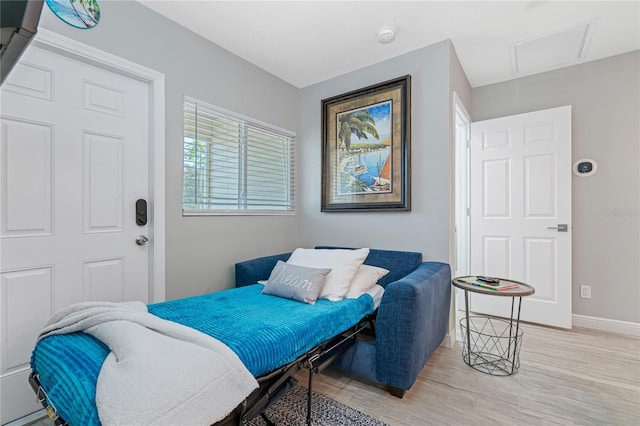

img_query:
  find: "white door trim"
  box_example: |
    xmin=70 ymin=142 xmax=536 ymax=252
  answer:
xmin=453 ymin=92 xmax=471 ymax=279
xmin=449 ymin=91 xmax=472 ymax=345
xmin=31 ymin=28 xmax=165 ymax=302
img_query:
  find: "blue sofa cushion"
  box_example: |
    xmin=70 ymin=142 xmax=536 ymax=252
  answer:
xmin=314 ymin=246 xmax=421 ymax=287
xmin=235 ymin=252 xmax=291 ymax=287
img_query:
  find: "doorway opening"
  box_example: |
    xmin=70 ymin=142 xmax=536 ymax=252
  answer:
xmin=453 ymin=93 xmax=471 ymax=341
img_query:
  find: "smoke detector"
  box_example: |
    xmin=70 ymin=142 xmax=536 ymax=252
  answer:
xmin=377 ymin=26 xmax=396 ymax=44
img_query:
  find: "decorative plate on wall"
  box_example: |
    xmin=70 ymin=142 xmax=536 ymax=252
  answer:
xmin=46 ymin=0 xmax=100 ymax=29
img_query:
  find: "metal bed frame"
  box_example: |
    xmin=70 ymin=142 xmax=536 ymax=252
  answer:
xmin=29 ymin=313 xmax=377 ymax=426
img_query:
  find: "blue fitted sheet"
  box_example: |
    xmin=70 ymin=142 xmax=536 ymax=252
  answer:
xmin=31 ymin=284 xmax=374 ymax=426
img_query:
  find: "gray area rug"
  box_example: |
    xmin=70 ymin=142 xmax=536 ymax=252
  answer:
xmin=246 ymin=384 xmax=388 ymax=426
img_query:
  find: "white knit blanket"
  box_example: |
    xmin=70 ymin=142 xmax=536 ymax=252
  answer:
xmin=39 ymin=301 xmax=258 ymax=425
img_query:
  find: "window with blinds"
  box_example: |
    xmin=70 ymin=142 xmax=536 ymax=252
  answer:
xmin=182 ymin=97 xmax=296 ymax=215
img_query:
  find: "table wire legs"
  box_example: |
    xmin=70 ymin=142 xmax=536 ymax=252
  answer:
xmin=460 ymin=293 xmax=524 ymax=376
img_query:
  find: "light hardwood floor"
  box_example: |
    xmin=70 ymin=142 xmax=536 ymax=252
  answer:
xmin=306 ymin=320 xmax=640 ymax=425
xmin=25 ymin=319 xmax=640 ymax=426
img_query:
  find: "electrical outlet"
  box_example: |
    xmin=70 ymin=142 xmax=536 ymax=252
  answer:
xmin=580 ymin=285 xmax=591 ymax=299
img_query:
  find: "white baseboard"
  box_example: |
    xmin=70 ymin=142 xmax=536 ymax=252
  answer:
xmin=441 ymin=332 xmax=454 ymax=348
xmin=573 ymin=314 xmax=640 ymax=337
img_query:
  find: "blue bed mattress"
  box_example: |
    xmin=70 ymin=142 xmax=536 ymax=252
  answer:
xmin=31 ymin=284 xmax=374 ymax=426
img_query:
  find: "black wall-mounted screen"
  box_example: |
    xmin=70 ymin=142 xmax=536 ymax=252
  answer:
xmin=1 ymin=0 xmax=44 ymax=85
xmin=577 ymin=162 xmax=593 ymax=174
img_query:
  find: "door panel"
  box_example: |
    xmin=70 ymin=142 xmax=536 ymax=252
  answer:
xmin=470 ymin=106 xmax=572 ymax=329
xmin=1 ymin=267 xmax=53 ymax=373
xmin=82 ymin=80 xmax=125 ymax=116
xmin=2 ymin=61 xmax=54 ymax=101
xmin=83 ymin=258 xmax=125 ymax=302
xmin=525 ymin=154 xmax=556 ymax=217
xmin=483 ymin=159 xmax=510 ymax=217
xmin=482 ymin=236 xmax=511 ymax=278
xmin=83 ymin=132 xmax=125 ymax=233
xmin=1 ymin=46 xmax=152 ymax=423
xmin=524 ymin=237 xmax=556 ymax=301
xmin=1 ymin=118 xmax=53 ymax=237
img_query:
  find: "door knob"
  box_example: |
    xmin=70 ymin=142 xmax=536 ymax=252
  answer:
xmin=547 ymin=224 xmax=568 ymax=232
xmin=136 ymin=235 xmax=149 ymax=245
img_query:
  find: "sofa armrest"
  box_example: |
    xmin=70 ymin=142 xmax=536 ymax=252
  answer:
xmin=234 ymin=253 xmax=291 ymax=287
xmin=374 ymin=262 xmax=451 ymax=390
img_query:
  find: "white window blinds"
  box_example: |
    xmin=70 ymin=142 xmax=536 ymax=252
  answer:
xmin=183 ymin=97 xmax=295 ymax=215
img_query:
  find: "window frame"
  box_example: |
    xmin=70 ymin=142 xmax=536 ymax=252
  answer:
xmin=182 ymin=96 xmax=296 ymax=216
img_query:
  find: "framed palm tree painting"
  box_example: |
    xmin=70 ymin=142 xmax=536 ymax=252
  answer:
xmin=321 ymin=75 xmax=411 ymax=212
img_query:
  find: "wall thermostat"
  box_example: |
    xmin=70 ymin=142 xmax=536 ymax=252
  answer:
xmin=573 ymin=159 xmax=597 ymax=177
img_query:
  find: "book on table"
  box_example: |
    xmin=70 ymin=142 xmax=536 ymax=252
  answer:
xmin=460 ymin=276 xmax=519 ymax=291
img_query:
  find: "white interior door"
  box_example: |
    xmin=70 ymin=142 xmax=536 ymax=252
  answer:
xmin=469 ymin=106 xmax=572 ymax=329
xmin=0 ymin=46 xmax=152 ymax=423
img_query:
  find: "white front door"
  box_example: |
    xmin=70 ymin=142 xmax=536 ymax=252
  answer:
xmin=469 ymin=106 xmax=572 ymax=329
xmin=1 ymin=46 xmax=152 ymax=423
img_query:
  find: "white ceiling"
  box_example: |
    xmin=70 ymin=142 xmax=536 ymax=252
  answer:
xmin=138 ymin=1 xmax=640 ymax=89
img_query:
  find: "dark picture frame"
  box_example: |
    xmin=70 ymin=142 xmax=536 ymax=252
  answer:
xmin=321 ymin=75 xmax=411 ymax=212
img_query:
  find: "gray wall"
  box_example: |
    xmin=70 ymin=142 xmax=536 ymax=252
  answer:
xmin=298 ymin=40 xmax=471 ymax=264
xmin=39 ymin=1 xmax=300 ymax=300
xmin=472 ymin=51 xmax=640 ymax=323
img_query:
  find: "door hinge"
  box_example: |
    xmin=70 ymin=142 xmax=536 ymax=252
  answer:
xmin=466 ymin=207 xmax=471 ymax=216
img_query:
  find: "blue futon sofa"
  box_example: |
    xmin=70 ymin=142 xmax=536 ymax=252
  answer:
xmin=235 ymin=246 xmax=451 ymax=398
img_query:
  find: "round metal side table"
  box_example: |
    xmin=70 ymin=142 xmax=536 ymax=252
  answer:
xmin=452 ymin=276 xmax=535 ymax=376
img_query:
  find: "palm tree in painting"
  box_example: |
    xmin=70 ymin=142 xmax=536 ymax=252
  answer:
xmin=340 ymin=172 xmax=369 ymax=193
xmin=338 ymin=110 xmax=379 ymax=151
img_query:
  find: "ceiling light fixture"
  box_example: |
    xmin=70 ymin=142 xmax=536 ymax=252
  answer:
xmin=377 ymin=26 xmax=396 ymax=44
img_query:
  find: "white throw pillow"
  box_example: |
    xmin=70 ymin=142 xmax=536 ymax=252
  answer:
xmin=286 ymin=248 xmax=369 ymax=301
xmin=346 ymin=265 xmax=390 ymax=298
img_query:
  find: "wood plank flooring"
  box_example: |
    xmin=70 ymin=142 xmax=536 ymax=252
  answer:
xmin=303 ymin=320 xmax=640 ymax=425
xmin=24 ymin=319 xmax=640 ymax=426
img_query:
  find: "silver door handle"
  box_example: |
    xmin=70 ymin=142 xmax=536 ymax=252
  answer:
xmin=547 ymin=224 xmax=568 ymax=232
xmin=136 ymin=235 xmax=149 ymax=245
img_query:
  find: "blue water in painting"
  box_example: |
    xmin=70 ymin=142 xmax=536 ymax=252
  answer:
xmin=343 ymin=148 xmax=390 ymax=188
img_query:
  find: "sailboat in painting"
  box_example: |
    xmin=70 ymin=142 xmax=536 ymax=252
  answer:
xmin=373 ymin=154 xmax=390 ymax=191
xmin=343 ymin=154 xmax=369 ymax=176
